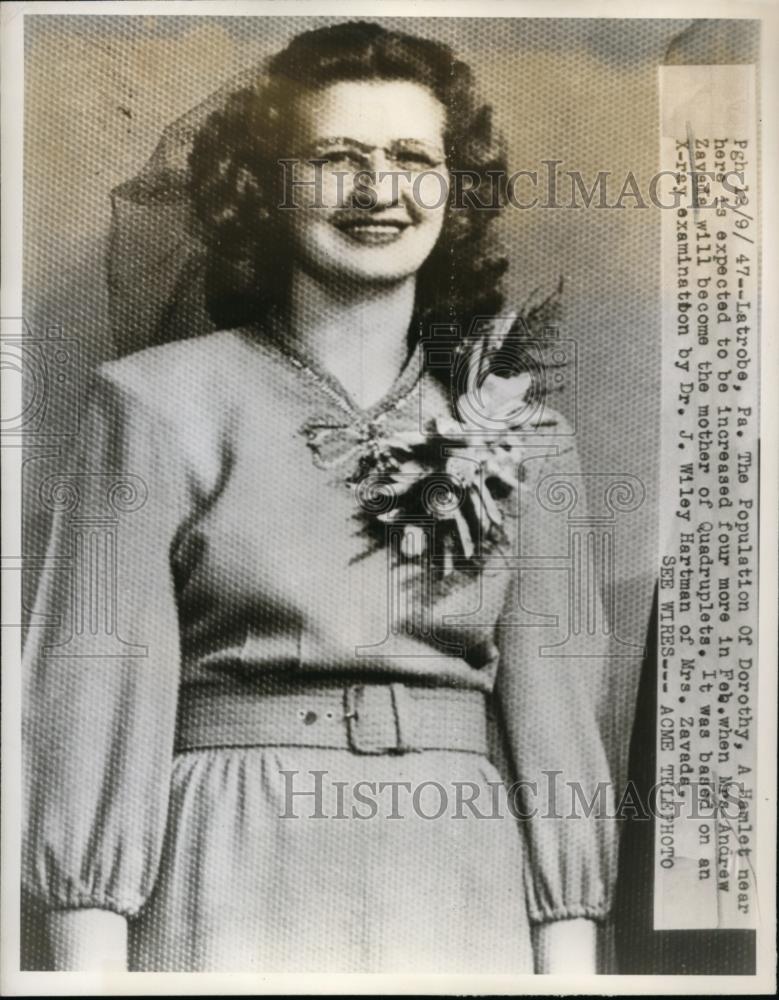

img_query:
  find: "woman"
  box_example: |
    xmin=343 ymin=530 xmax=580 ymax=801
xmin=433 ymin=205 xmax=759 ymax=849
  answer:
xmin=24 ymin=21 xmax=617 ymax=973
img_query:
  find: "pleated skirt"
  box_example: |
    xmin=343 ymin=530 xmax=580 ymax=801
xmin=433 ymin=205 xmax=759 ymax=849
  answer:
xmin=128 ymin=746 xmax=534 ymax=973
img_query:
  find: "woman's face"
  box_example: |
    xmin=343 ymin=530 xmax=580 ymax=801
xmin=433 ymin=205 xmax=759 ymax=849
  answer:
xmin=280 ymin=79 xmax=450 ymax=288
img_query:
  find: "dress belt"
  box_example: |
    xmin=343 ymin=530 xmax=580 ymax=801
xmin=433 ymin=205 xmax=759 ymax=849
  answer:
xmin=175 ymin=680 xmax=489 ymax=756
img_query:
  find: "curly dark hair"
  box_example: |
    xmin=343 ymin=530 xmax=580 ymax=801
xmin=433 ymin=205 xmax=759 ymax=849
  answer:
xmin=188 ymin=22 xmax=512 ymax=336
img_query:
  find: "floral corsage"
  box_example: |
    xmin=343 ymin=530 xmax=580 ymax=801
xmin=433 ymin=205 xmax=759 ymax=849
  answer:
xmin=351 ymin=368 xmax=547 ymax=578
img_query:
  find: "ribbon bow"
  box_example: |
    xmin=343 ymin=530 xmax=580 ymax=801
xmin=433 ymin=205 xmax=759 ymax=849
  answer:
xmin=301 ymin=415 xmax=427 ymax=472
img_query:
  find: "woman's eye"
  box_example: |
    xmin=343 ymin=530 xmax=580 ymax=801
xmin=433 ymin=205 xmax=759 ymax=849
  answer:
xmin=319 ymin=150 xmax=363 ymax=168
xmin=394 ymin=152 xmax=436 ymax=169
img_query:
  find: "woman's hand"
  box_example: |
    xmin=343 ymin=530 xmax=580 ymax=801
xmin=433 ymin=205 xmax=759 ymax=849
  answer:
xmin=46 ymin=908 xmax=127 ymax=971
xmin=531 ymin=917 xmax=598 ymax=974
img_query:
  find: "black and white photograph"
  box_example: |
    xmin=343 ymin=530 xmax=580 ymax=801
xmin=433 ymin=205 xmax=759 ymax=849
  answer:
xmin=1 ymin=0 xmax=776 ymax=992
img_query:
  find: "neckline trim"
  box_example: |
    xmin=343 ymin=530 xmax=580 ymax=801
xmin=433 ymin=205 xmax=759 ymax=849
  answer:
xmin=244 ymin=308 xmax=426 ymax=424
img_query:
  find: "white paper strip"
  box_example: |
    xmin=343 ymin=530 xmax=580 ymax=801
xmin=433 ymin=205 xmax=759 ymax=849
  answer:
xmin=655 ymin=64 xmax=759 ymax=931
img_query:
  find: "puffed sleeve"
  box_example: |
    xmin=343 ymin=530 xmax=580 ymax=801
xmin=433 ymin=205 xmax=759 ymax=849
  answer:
xmin=23 ymin=368 xmax=189 ymax=917
xmin=494 ymin=416 xmax=619 ymax=925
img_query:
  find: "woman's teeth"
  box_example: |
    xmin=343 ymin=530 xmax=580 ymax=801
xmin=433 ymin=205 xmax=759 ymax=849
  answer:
xmin=336 ymin=220 xmax=409 ymax=244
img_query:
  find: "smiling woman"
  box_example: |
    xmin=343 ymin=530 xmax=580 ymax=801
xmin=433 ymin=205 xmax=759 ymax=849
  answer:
xmin=23 ymin=20 xmax=616 ymax=974
xmin=280 ymin=81 xmax=449 ymax=277
xmin=188 ymin=21 xmax=507 ymax=339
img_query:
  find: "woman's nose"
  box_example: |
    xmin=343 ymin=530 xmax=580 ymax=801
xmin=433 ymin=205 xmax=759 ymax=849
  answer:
xmin=356 ymin=150 xmax=404 ymax=207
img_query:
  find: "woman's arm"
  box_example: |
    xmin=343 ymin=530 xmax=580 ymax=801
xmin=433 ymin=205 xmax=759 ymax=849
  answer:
xmin=23 ymin=369 xmax=189 ymax=968
xmin=494 ymin=412 xmax=618 ymax=971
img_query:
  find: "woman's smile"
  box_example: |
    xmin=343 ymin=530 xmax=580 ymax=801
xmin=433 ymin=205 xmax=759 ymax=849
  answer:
xmin=333 ymin=213 xmax=412 ymax=245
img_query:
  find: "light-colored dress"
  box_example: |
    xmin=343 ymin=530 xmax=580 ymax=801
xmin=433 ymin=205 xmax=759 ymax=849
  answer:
xmin=23 ymin=322 xmax=617 ymax=972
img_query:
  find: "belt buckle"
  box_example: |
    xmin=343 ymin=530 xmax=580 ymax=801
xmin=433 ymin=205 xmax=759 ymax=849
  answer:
xmin=344 ymin=683 xmax=418 ymax=755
